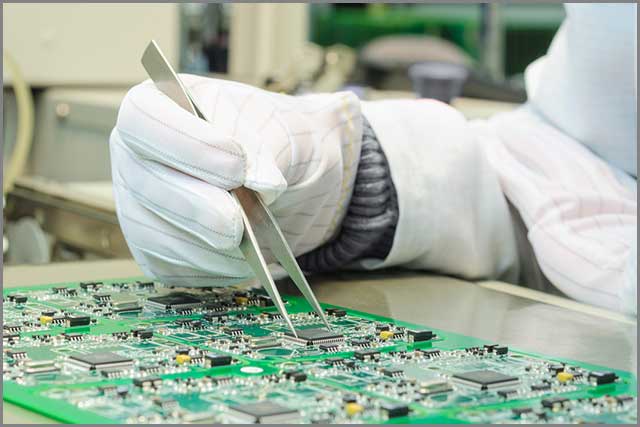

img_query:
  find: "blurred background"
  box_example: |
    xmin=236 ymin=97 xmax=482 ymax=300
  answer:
xmin=2 ymin=3 xmax=564 ymax=267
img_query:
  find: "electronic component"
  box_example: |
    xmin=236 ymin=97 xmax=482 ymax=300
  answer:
xmin=497 ymin=389 xmax=518 ymax=399
xmin=145 ymin=293 xmax=202 ymax=311
xmin=407 ymin=330 xmax=433 ymax=343
xmin=345 ymin=402 xmax=364 ymax=417
xmin=531 ymin=383 xmax=552 ymax=391
xmin=227 ymin=401 xmax=300 ymax=423
xmin=557 ymin=371 xmax=574 ymax=383
xmin=8 ymin=294 xmax=28 ymax=303
xmin=283 ymin=328 xmax=344 ymax=346
xmin=452 ymin=370 xmax=520 ymax=391
xmin=133 ymin=376 xmax=163 ymax=389
xmin=381 ymin=403 xmax=410 ymax=418
xmin=541 ymin=396 xmax=569 ymax=409
xmin=354 ymin=349 xmax=380 ymax=361
xmin=65 ymin=315 xmax=90 ymax=327
xmin=379 ymin=330 xmax=394 ymax=341
xmin=589 ymin=371 xmax=618 ymax=385
xmin=326 ymin=308 xmax=346 ymax=317
xmin=24 ymin=360 xmax=60 ymax=375
xmin=68 ymin=352 xmax=133 ymax=371
xmin=204 ymin=353 xmax=232 ymax=367
xmin=381 ymin=367 xmax=403 ymax=377
xmin=419 ymin=379 xmax=453 ymax=396
xmin=284 ymin=370 xmax=307 ymax=382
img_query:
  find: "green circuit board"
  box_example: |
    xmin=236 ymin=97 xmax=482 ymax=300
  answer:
xmin=3 ymin=278 xmax=637 ymax=424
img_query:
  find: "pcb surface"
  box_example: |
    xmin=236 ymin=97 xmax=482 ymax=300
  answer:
xmin=3 ymin=278 xmax=637 ymax=424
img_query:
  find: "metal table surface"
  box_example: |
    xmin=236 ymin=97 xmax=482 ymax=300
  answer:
xmin=3 ymin=260 xmax=637 ymax=424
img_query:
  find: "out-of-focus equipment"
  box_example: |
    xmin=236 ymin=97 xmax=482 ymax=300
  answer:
xmin=3 ymin=4 xmax=180 ymax=86
xmin=409 ymin=62 xmax=469 ymax=104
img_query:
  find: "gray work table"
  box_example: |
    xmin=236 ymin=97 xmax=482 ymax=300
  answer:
xmin=3 ymin=259 xmax=637 ymax=424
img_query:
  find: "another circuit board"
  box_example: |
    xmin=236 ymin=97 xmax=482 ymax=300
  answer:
xmin=3 ymin=278 xmax=637 ymax=424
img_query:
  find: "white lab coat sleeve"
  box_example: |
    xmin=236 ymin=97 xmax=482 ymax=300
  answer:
xmin=478 ymin=108 xmax=637 ymax=315
xmin=360 ymin=99 xmax=519 ymax=282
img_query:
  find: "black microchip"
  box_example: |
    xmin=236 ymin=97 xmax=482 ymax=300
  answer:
xmin=588 ymin=371 xmax=617 ymax=385
xmin=319 ymin=344 xmax=339 ymax=352
xmin=548 ymin=363 xmax=565 ymax=374
xmin=79 ymin=281 xmax=102 ymax=290
xmin=420 ymin=349 xmax=441 ymax=358
xmin=204 ymin=312 xmax=228 ymax=322
xmin=350 ymin=338 xmax=370 ymax=347
xmin=375 ymin=324 xmax=390 ymax=332
xmin=65 ymin=315 xmax=90 ymax=327
xmin=325 ymin=308 xmax=346 ymax=317
xmin=205 ymin=353 xmax=232 ymax=367
xmin=382 ymin=367 xmax=403 ymax=377
xmin=284 ymin=328 xmax=344 ymax=346
xmin=138 ymin=330 xmax=153 ymax=339
xmin=381 ymin=403 xmax=410 ymax=418
xmin=133 ymin=376 xmax=162 ymax=388
xmin=7 ymin=350 xmax=27 ymax=359
xmin=498 ymin=389 xmax=518 ymax=399
xmin=615 ymin=395 xmax=634 ymax=405
xmin=512 ymin=407 xmax=533 ymax=417
xmin=9 ymin=294 xmax=28 ymax=303
xmin=146 ymin=293 xmax=202 ymax=310
xmin=342 ymin=359 xmax=356 ymax=369
xmin=284 ymin=370 xmax=307 ymax=382
xmin=68 ymin=351 xmax=133 ymax=370
xmin=494 ymin=345 xmax=508 ymax=355
xmin=531 ymin=383 xmax=551 ymax=391
xmin=325 ymin=357 xmax=344 ymax=366
xmin=541 ymin=397 xmax=569 ymax=409
xmin=228 ymin=401 xmax=299 ymax=423
xmin=452 ymin=370 xmax=519 ymax=390
xmin=258 ymin=295 xmax=274 ymax=307
xmin=408 ymin=330 xmax=433 ymax=342
xmin=354 ymin=349 xmax=380 ymax=360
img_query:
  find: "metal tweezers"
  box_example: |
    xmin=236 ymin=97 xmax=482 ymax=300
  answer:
xmin=141 ymin=40 xmax=330 ymax=337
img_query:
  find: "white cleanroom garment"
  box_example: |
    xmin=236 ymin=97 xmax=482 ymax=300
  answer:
xmin=476 ymin=108 xmax=637 ymax=315
xmin=361 ymin=99 xmax=520 ymax=282
xmin=111 ymin=74 xmax=362 ymax=286
xmin=525 ymin=3 xmax=637 ymax=177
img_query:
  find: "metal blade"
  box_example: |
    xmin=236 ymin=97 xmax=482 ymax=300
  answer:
xmin=233 ymin=187 xmax=331 ymax=329
xmin=140 ymin=40 xmax=299 ymax=337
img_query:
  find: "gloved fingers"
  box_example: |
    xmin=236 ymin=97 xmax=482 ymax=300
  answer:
xmin=115 ymin=184 xmax=252 ymax=279
xmin=128 ymin=246 xmax=249 ymax=288
xmin=111 ymin=131 xmax=243 ymax=250
xmin=115 ymin=80 xmax=246 ymax=190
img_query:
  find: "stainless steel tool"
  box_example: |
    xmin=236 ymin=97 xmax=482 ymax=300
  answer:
xmin=141 ymin=40 xmax=331 ymax=337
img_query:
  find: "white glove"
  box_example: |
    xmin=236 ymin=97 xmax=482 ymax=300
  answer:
xmin=110 ymin=74 xmax=362 ymax=286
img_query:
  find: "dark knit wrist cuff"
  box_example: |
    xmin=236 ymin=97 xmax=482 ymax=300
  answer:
xmin=296 ymin=115 xmax=398 ymax=273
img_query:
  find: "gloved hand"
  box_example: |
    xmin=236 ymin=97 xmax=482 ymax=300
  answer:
xmin=110 ymin=74 xmax=362 ymax=286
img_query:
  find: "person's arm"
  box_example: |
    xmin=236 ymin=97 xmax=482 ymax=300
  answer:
xmin=477 ymin=108 xmax=637 ymax=315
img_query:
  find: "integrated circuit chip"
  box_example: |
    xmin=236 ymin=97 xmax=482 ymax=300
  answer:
xmin=68 ymin=352 xmax=133 ymax=371
xmin=145 ymin=293 xmax=202 ymax=311
xmin=283 ymin=328 xmax=344 ymax=346
xmin=452 ymin=370 xmax=519 ymax=391
xmin=227 ymin=401 xmax=300 ymax=423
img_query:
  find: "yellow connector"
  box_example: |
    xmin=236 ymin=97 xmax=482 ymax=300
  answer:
xmin=39 ymin=315 xmax=53 ymax=325
xmin=176 ymin=354 xmax=191 ymax=365
xmin=234 ymin=296 xmax=249 ymax=305
xmin=345 ymin=402 xmax=364 ymax=417
xmin=379 ymin=330 xmax=394 ymax=341
xmin=557 ymin=372 xmax=574 ymax=383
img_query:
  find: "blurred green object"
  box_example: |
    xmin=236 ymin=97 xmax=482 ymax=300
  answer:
xmin=310 ymin=3 xmax=564 ymax=77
